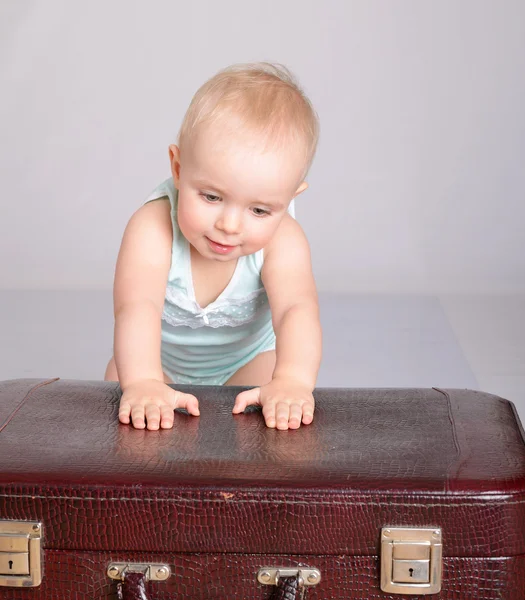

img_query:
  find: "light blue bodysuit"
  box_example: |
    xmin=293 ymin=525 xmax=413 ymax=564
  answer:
xmin=145 ymin=178 xmax=295 ymax=385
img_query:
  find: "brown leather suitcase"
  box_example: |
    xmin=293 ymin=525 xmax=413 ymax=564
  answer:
xmin=0 ymin=378 xmax=524 ymax=599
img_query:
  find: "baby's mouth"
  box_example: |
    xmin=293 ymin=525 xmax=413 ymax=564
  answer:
xmin=206 ymin=237 xmax=238 ymax=254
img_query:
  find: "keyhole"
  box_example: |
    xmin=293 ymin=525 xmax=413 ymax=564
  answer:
xmin=409 ymin=568 xmax=414 ymax=577
xmin=8 ymin=560 xmax=13 ymax=570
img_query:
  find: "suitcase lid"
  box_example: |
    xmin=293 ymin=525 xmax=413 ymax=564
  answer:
xmin=1 ymin=378 xmax=524 ymax=557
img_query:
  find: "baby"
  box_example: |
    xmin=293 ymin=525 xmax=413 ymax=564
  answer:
xmin=105 ymin=62 xmax=322 ymax=431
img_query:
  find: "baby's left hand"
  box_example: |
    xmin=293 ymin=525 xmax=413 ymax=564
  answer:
xmin=232 ymin=377 xmax=315 ymax=430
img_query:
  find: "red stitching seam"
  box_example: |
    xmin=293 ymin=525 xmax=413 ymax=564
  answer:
xmin=0 ymin=378 xmax=60 ymax=433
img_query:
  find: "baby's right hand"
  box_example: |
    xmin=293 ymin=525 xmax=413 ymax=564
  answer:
xmin=118 ymin=379 xmax=200 ymax=430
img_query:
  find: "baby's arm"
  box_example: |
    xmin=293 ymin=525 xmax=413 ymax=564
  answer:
xmin=112 ymin=199 xmax=199 ymax=429
xmin=233 ymin=216 xmax=322 ymax=429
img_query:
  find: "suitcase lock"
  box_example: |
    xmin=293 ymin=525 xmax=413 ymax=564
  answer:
xmin=0 ymin=520 xmax=42 ymax=588
xmin=381 ymin=527 xmax=442 ymax=594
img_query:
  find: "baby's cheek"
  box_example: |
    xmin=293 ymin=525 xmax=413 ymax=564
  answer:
xmin=179 ymin=204 xmax=205 ymax=236
xmin=260 ymin=221 xmax=280 ymax=244
xmin=246 ymin=225 xmax=277 ymax=253
xmin=177 ymin=212 xmax=192 ymax=240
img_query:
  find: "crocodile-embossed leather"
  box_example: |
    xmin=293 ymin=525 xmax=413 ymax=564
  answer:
xmin=0 ymin=378 xmax=524 ymax=599
xmin=272 ymin=576 xmax=304 ymax=600
xmin=1 ymin=552 xmax=525 ymax=599
xmin=117 ymin=573 xmax=148 ymax=600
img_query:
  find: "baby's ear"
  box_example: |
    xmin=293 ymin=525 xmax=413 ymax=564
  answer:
xmin=294 ymin=181 xmax=308 ymax=198
xmin=168 ymin=144 xmax=181 ymax=187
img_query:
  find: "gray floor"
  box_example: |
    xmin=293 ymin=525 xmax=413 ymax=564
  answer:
xmin=1 ymin=290 xmax=524 ymax=420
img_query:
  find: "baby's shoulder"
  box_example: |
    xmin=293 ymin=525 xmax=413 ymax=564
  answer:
xmin=264 ymin=212 xmax=308 ymax=256
xmin=125 ymin=196 xmax=173 ymax=242
xmin=134 ymin=195 xmax=171 ymax=220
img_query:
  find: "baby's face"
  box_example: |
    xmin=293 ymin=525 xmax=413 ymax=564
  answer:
xmin=171 ymin=125 xmax=307 ymax=262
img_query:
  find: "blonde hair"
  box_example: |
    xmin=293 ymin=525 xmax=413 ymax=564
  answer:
xmin=177 ymin=62 xmax=320 ymax=182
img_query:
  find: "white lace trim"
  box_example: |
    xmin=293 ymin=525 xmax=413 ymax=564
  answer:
xmin=219 ymin=286 xmax=266 ymax=306
xmin=162 ymin=309 xmax=264 ymax=329
xmin=162 ymin=285 xmax=269 ymax=329
xmin=165 ymin=284 xmax=266 ymax=312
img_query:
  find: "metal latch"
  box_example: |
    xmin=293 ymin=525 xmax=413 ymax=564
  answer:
xmin=257 ymin=567 xmax=321 ymax=587
xmin=107 ymin=563 xmax=171 ymax=582
xmin=0 ymin=521 xmax=42 ymax=588
xmin=381 ymin=527 xmax=442 ymax=594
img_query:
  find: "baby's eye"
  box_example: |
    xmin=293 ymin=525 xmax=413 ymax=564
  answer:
xmin=252 ymin=207 xmax=270 ymax=217
xmin=201 ymin=193 xmax=221 ymax=203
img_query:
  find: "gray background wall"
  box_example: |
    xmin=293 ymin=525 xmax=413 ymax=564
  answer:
xmin=1 ymin=0 xmax=524 ymax=294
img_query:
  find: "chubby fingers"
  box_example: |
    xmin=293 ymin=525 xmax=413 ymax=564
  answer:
xmin=275 ymin=401 xmax=294 ymax=430
xmin=118 ymin=386 xmax=200 ymax=431
xmin=263 ymin=401 xmax=291 ymax=430
xmin=119 ymin=401 xmax=131 ymax=425
xmin=173 ymin=391 xmax=200 ymax=417
xmin=301 ymin=403 xmax=314 ymax=425
xmin=288 ymin=403 xmax=304 ymax=429
xmin=130 ymin=404 xmax=146 ymax=429
xmin=232 ymin=387 xmax=261 ymax=414
xmin=145 ymin=404 xmax=161 ymax=430
xmin=263 ymin=400 xmax=314 ymax=430
xmin=159 ymin=405 xmax=175 ymax=429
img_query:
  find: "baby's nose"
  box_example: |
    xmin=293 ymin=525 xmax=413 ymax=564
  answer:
xmin=216 ymin=210 xmax=242 ymax=234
